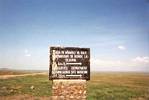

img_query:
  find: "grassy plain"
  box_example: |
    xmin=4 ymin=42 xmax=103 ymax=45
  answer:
xmin=87 ymin=72 xmax=149 ymax=100
xmin=0 ymin=71 xmax=149 ymax=100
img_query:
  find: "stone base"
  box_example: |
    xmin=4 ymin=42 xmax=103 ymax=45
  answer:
xmin=52 ymin=80 xmax=86 ymax=100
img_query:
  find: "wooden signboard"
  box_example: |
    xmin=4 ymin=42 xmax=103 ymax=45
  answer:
xmin=49 ymin=47 xmax=90 ymax=80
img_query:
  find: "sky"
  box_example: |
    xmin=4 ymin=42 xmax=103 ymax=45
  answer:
xmin=0 ymin=0 xmax=149 ymax=71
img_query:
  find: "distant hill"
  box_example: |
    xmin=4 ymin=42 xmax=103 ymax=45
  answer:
xmin=0 ymin=68 xmax=48 ymax=75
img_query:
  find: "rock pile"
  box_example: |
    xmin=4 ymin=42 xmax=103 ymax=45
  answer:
xmin=52 ymin=80 xmax=86 ymax=100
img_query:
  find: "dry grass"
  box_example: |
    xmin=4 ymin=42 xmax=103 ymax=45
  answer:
xmin=87 ymin=72 xmax=149 ymax=100
xmin=0 ymin=71 xmax=149 ymax=100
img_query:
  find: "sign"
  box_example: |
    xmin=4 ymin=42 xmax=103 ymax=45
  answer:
xmin=49 ymin=47 xmax=90 ymax=80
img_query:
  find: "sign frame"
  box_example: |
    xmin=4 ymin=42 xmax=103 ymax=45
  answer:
xmin=49 ymin=47 xmax=90 ymax=80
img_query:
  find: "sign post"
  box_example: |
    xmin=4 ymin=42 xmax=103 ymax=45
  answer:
xmin=49 ymin=47 xmax=90 ymax=99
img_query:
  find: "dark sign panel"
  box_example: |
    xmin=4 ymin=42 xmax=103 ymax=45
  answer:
xmin=49 ymin=47 xmax=90 ymax=80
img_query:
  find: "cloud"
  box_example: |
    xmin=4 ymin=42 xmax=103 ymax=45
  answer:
xmin=90 ymin=58 xmax=134 ymax=71
xmin=24 ymin=49 xmax=31 ymax=57
xmin=91 ymin=58 xmax=123 ymax=67
xmin=132 ymin=56 xmax=149 ymax=63
xmin=25 ymin=49 xmax=28 ymax=53
xmin=91 ymin=57 xmax=149 ymax=68
xmin=117 ymin=45 xmax=126 ymax=50
xmin=90 ymin=57 xmax=149 ymax=72
xmin=25 ymin=54 xmax=31 ymax=57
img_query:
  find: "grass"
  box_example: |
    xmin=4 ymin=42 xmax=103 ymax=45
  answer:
xmin=87 ymin=72 xmax=149 ymax=100
xmin=0 ymin=72 xmax=149 ymax=100
xmin=0 ymin=75 xmax=52 ymax=96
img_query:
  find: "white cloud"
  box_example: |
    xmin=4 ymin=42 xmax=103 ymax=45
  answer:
xmin=24 ymin=49 xmax=31 ymax=57
xmin=91 ymin=58 xmax=125 ymax=68
xmin=91 ymin=57 xmax=149 ymax=68
xmin=90 ymin=58 xmax=133 ymax=71
xmin=25 ymin=54 xmax=31 ymax=57
xmin=132 ymin=56 xmax=149 ymax=63
xmin=91 ymin=57 xmax=149 ymax=72
xmin=25 ymin=49 xmax=28 ymax=53
xmin=117 ymin=45 xmax=126 ymax=50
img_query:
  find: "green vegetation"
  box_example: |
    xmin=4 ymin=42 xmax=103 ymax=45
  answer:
xmin=87 ymin=72 xmax=149 ymax=100
xmin=0 ymin=75 xmax=52 ymax=96
xmin=0 ymin=72 xmax=149 ymax=100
